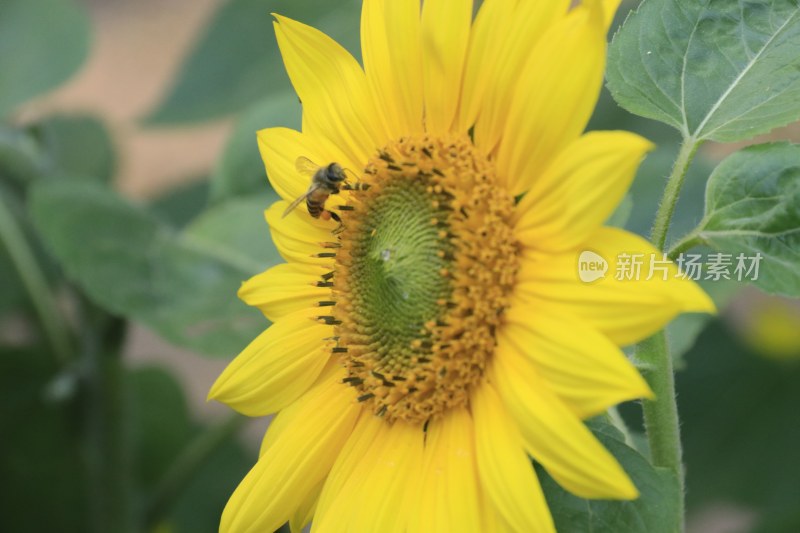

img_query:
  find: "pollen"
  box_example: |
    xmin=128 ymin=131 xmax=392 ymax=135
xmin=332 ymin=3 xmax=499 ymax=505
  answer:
xmin=328 ymin=135 xmax=519 ymax=424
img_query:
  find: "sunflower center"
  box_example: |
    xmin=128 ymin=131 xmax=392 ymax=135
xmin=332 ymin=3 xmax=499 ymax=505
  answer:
xmin=330 ymin=135 xmax=518 ymax=424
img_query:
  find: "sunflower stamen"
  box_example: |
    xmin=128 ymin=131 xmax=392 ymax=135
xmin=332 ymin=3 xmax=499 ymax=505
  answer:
xmin=324 ymin=135 xmax=518 ymax=424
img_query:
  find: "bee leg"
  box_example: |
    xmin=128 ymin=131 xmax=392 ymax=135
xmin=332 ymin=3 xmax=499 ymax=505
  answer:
xmin=327 ymin=210 xmax=345 ymax=235
xmin=343 ymin=181 xmax=370 ymax=192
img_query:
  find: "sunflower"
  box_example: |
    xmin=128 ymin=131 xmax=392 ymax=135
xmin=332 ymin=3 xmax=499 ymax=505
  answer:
xmin=209 ymin=0 xmax=714 ymax=531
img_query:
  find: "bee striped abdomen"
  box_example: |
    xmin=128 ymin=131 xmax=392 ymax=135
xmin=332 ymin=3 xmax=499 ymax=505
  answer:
xmin=307 ymin=197 xmax=326 ymax=218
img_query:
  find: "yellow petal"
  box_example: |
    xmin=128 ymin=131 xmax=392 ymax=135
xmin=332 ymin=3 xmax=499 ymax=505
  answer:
xmin=517 ymin=227 xmax=716 ymax=346
xmin=490 ymin=352 xmax=639 ymax=500
xmin=455 ymin=0 xmax=516 ymax=132
xmin=514 ymin=131 xmax=654 ymax=252
xmin=408 ymin=408 xmax=483 ymax=533
xmin=289 ymin=480 xmax=322 ymax=533
xmin=472 ymin=383 xmax=556 ymax=533
xmin=208 ymin=307 xmax=331 ymax=417
xmin=273 ymin=15 xmax=386 ymax=167
xmin=500 ymin=305 xmax=653 ymax=418
xmin=350 ymin=422 xmax=424 ymax=533
xmin=265 ymin=201 xmax=336 ymax=266
xmin=257 ymin=127 xmax=357 ymax=204
xmin=361 ymin=0 xmax=424 ymax=136
xmin=259 ymin=361 xmax=341 ymax=458
xmin=312 ymin=414 xmax=385 ymax=531
xmin=239 ymin=262 xmax=330 ymax=322
xmin=219 ymin=369 xmax=359 ymax=533
xmin=472 ymin=0 xmax=570 ymax=153
xmin=496 ymin=2 xmax=606 ymax=196
xmin=420 ymin=0 xmax=472 ymax=134
xmin=314 ymin=420 xmax=424 ymax=533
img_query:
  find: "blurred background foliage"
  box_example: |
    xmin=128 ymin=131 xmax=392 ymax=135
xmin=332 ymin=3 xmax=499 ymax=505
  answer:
xmin=0 ymin=0 xmax=798 ymax=532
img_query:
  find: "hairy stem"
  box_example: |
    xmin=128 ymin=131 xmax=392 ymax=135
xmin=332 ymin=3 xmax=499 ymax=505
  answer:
xmin=650 ymin=140 xmax=701 ymax=251
xmin=638 ymin=138 xmax=701 ymax=532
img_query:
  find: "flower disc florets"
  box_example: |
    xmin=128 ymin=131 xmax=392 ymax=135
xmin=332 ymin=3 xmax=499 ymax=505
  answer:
xmin=328 ymin=135 xmax=519 ymax=424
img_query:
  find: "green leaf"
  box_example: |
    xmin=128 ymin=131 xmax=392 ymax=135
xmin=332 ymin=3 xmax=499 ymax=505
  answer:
xmin=538 ymin=416 xmax=680 ymax=533
xmin=607 ymin=0 xmax=800 ymax=142
xmin=147 ymin=0 xmax=360 ymax=124
xmin=210 ymin=93 xmax=301 ymax=203
xmin=695 ymin=142 xmax=800 ymax=297
xmin=29 ymin=181 xmax=282 ymax=356
xmin=0 ymin=0 xmax=90 ymax=117
xmin=130 ymin=366 xmax=194 ymax=488
xmin=150 ymin=179 xmax=211 ymax=229
xmin=130 ymin=366 xmax=255 ymax=533
xmin=0 ymin=126 xmax=45 ymax=184
xmin=33 ymin=115 xmax=116 ymax=182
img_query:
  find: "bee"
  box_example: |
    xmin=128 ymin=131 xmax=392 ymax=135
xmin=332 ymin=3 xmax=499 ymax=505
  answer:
xmin=283 ymin=157 xmax=347 ymax=223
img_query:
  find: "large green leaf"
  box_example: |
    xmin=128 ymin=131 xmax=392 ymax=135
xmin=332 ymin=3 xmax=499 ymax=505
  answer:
xmin=538 ymin=416 xmax=680 ymax=533
xmin=147 ymin=0 xmax=360 ymax=124
xmin=210 ymin=92 xmax=301 ymax=203
xmin=32 ymin=115 xmax=116 ymax=183
xmin=29 ymin=181 xmax=281 ymax=356
xmin=695 ymin=143 xmax=800 ymax=297
xmin=607 ymin=0 xmax=800 ymax=142
xmin=0 ymin=0 xmax=90 ymax=117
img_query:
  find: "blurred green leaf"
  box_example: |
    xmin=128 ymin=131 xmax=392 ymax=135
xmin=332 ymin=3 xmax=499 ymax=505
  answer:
xmin=538 ymin=416 xmax=680 ymax=533
xmin=0 ymin=126 xmax=44 ymax=184
xmin=210 ymin=93 xmax=301 ymax=203
xmin=130 ymin=365 xmax=255 ymax=533
xmin=33 ymin=115 xmax=116 ymax=182
xmin=678 ymin=320 xmax=800 ymax=531
xmin=147 ymin=0 xmax=360 ymax=124
xmin=0 ymin=347 xmax=88 ymax=532
xmin=0 ymin=0 xmax=90 ymax=117
xmin=607 ymin=0 xmax=800 ymax=142
xmin=29 ymin=181 xmax=281 ymax=356
xmin=696 ymin=143 xmax=800 ymax=297
xmin=150 ymin=180 xmax=211 ymax=229
xmin=130 ymin=366 xmax=194 ymax=488
xmin=166 ymin=435 xmax=254 ymax=533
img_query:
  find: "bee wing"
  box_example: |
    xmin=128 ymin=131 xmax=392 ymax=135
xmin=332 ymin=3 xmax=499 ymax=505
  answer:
xmin=295 ymin=156 xmax=321 ymax=177
xmin=282 ymin=184 xmax=320 ymax=218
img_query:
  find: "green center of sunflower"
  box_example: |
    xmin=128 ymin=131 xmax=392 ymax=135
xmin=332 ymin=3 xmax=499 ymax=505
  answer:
xmin=330 ymin=135 xmax=519 ymax=424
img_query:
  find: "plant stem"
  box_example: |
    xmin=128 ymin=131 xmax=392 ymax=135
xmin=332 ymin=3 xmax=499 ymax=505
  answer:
xmin=650 ymin=140 xmax=701 ymax=251
xmin=145 ymin=413 xmax=248 ymax=528
xmin=638 ymin=138 xmax=701 ymax=532
xmin=667 ymin=231 xmax=703 ymax=261
xmin=80 ymin=300 xmax=133 ymax=533
xmin=0 ymin=192 xmax=72 ymax=362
